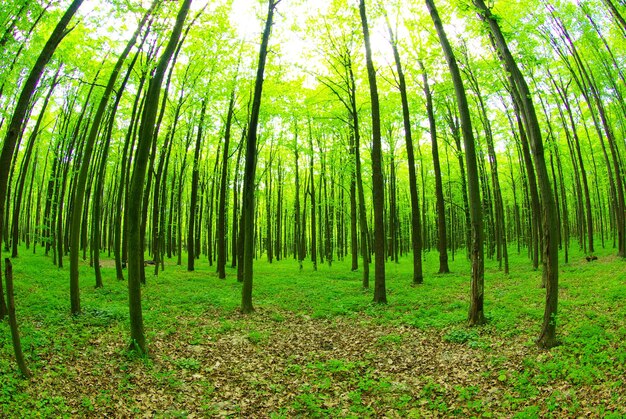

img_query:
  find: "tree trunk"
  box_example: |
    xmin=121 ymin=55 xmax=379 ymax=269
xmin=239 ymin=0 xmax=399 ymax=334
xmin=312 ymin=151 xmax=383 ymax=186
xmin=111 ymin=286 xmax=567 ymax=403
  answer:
xmin=127 ymin=0 xmax=191 ymax=353
xmin=11 ymin=71 xmax=58 ymax=258
xmin=4 ymin=259 xmax=31 ymax=377
xmin=188 ymin=99 xmax=207 ymax=271
xmin=0 ymin=0 xmax=83 ymax=309
xmin=275 ymin=160 xmax=283 ymax=261
xmin=114 ymin=68 xmax=148 ymax=279
xmin=308 ymin=128 xmax=317 ymax=271
xmin=420 ymin=61 xmax=450 ymax=273
xmin=386 ymin=21 xmax=423 ymax=284
xmin=426 ymin=0 xmax=484 ymax=325
xmin=241 ymin=0 xmax=279 ymax=314
xmin=265 ymin=150 xmax=273 ymax=264
xmin=359 ymin=0 xmax=386 ymax=304
xmin=231 ymin=133 xmax=244 ymax=269
xmin=474 ymin=0 xmax=559 ymax=347
xmin=217 ymin=91 xmax=235 ymax=278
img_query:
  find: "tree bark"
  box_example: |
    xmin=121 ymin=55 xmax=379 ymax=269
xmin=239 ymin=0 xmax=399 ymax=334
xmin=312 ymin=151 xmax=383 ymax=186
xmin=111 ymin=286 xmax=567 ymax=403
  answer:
xmin=359 ymin=0 xmax=386 ymax=304
xmin=11 ymin=71 xmax=59 ymax=258
xmin=474 ymin=0 xmax=559 ymax=347
xmin=0 ymin=0 xmax=83 ymax=310
xmin=188 ymin=99 xmax=207 ymax=271
xmin=386 ymin=21 xmax=423 ymax=284
xmin=426 ymin=0 xmax=484 ymax=325
xmin=420 ymin=61 xmax=450 ymax=274
xmin=217 ymin=91 xmax=235 ymax=278
xmin=241 ymin=0 xmax=279 ymax=313
xmin=127 ymin=0 xmax=191 ymax=353
xmin=4 ymin=259 xmax=31 ymax=377
xmin=308 ymin=128 xmax=317 ymax=271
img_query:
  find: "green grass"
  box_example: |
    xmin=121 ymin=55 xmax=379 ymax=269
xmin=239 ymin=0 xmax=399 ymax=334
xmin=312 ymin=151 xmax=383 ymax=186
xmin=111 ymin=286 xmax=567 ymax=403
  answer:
xmin=1 ymin=244 xmax=625 ymax=417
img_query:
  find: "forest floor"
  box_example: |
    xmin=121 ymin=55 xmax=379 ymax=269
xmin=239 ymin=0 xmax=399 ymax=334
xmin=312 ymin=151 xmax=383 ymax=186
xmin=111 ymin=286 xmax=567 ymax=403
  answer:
xmin=1 ymin=246 xmax=625 ymax=417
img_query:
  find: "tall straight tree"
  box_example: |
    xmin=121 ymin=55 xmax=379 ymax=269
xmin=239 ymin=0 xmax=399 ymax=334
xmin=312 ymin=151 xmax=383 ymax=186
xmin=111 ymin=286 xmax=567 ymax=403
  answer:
xmin=315 ymin=36 xmax=369 ymax=284
xmin=69 ymin=2 xmax=156 ymax=313
xmin=217 ymin=90 xmax=236 ymax=279
xmin=385 ymin=16 xmax=424 ymax=285
xmin=0 ymin=0 xmax=83 ymax=318
xmin=359 ymin=0 xmax=386 ymax=304
xmin=241 ymin=0 xmax=280 ymax=314
xmin=472 ymin=0 xmax=559 ymax=348
xmin=188 ymin=98 xmax=207 ymax=272
xmin=419 ymin=60 xmax=450 ymax=274
xmin=4 ymin=259 xmax=30 ymax=377
xmin=127 ymin=0 xmax=191 ymax=353
xmin=11 ymin=69 xmax=60 ymax=259
xmin=425 ymin=0 xmax=485 ymax=325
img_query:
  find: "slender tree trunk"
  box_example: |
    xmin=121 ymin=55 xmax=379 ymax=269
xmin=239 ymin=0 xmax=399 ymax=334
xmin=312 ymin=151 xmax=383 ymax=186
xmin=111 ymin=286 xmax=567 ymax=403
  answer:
xmin=359 ymin=0 xmax=386 ymax=304
xmin=427 ymin=0 xmax=484 ymax=325
xmin=217 ymin=91 xmax=235 ymax=278
xmin=294 ymin=130 xmax=304 ymax=270
xmin=474 ymin=0 xmax=559 ymax=347
xmin=275 ymin=160 xmax=283 ymax=261
xmin=177 ymin=129 xmax=193 ymax=266
xmin=322 ymin=150 xmax=332 ymax=266
xmin=350 ymin=78 xmax=370 ymax=288
xmin=386 ymin=22 xmax=423 ymax=283
xmin=515 ymin=110 xmax=541 ymax=270
xmin=602 ymin=0 xmax=626 ymax=35
xmin=114 ymin=66 xmax=148 ymax=279
xmin=552 ymin=79 xmax=595 ymax=254
xmin=265 ymin=149 xmax=273 ymax=263
xmin=387 ymin=152 xmax=398 ymax=263
xmin=0 ymin=0 xmax=83 ymax=308
xmin=207 ymin=150 xmax=220 ymax=265
xmin=308 ymin=129 xmax=317 ymax=271
xmin=349 ymin=133 xmax=359 ymax=271
xmin=127 ymin=0 xmax=191 ymax=353
xmin=151 ymin=124 xmax=174 ymax=276
xmin=11 ymin=71 xmax=58 ymax=258
xmin=231 ymin=133 xmax=244 ymax=269
xmin=188 ymin=99 xmax=206 ymax=271
xmin=444 ymin=100 xmax=471 ymax=258
xmin=241 ymin=0 xmax=279 ymax=313
xmin=463 ymin=60 xmax=508 ymax=272
xmin=420 ymin=61 xmax=450 ymax=273
xmin=4 ymin=259 xmax=31 ymax=377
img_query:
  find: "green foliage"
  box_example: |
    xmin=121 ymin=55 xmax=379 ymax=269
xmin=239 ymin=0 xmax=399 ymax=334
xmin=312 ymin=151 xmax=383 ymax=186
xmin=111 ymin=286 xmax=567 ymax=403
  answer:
xmin=443 ymin=327 xmax=479 ymax=344
xmin=247 ymin=330 xmax=267 ymax=344
xmin=172 ymin=357 xmax=200 ymax=371
xmin=0 ymin=246 xmax=625 ymax=417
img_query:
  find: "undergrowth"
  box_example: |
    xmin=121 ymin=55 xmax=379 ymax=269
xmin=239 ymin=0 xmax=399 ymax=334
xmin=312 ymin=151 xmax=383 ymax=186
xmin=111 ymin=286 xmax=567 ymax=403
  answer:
xmin=0 ymin=245 xmax=625 ymax=417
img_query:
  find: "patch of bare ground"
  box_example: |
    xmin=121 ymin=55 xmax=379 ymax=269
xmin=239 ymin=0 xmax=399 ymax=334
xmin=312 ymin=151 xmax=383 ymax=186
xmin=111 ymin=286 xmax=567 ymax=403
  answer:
xmin=23 ymin=309 xmax=626 ymax=417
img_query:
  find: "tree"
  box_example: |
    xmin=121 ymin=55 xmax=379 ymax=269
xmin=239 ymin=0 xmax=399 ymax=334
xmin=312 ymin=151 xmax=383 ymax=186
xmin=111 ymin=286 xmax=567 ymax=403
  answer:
xmin=0 ymin=0 xmax=83 ymax=319
xmin=69 ymin=2 xmax=156 ymax=312
xmin=425 ymin=0 xmax=485 ymax=325
xmin=385 ymin=14 xmax=423 ymax=284
xmin=419 ymin=60 xmax=450 ymax=274
xmin=4 ymin=259 xmax=30 ymax=377
xmin=188 ymin=98 xmax=207 ymax=272
xmin=127 ymin=0 xmax=192 ymax=353
xmin=472 ymin=0 xmax=559 ymax=347
xmin=11 ymin=70 xmax=60 ymax=259
xmin=359 ymin=0 xmax=386 ymax=304
xmin=217 ymin=89 xmax=236 ymax=279
xmin=241 ymin=0 xmax=281 ymax=314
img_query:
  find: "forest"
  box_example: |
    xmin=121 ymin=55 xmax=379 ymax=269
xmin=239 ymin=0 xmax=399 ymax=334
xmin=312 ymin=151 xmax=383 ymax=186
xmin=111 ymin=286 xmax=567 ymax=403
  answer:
xmin=0 ymin=0 xmax=625 ymax=416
